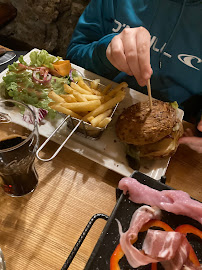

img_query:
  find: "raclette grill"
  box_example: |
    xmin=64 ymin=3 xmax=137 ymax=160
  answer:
xmin=61 ymin=171 xmax=202 ymax=270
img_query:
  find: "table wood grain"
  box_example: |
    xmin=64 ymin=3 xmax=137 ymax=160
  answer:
xmin=0 ymin=45 xmax=12 ymax=51
xmin=166 ymin=121 xmax=202 ymax=200
xmin=0 ymin=137 xmax=121 ymax=270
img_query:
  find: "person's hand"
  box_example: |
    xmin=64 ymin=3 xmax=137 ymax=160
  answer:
xmin=179 ymin=120 xmax=202 ymax=153
xmin=106 ymin=27 xmax=153 ymax=87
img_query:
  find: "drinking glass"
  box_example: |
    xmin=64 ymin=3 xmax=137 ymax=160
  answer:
xmin=0 ymin=99 xmax=39 ymax=196
xmin=0 ymin=248 xmax=6 ymax=270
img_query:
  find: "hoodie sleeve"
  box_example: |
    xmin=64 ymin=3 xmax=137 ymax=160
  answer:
xmin=66 ymin=0 xmax=120 ymax=80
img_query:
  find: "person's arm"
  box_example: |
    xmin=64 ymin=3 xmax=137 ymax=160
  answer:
xmin=67 ymin=0 xmax=152 ymax=85
xmin=66 ymin=0 xmax=119 ymax=80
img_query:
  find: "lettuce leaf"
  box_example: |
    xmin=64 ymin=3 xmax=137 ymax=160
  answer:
xmin=170 ymin=101 xmax=178 ymax=109
xmin=1 ymin=50 xmax=68 ymax=119
xmin=18 ymin=55 xmax=28 ymax=65
xmin=30 ymin=50 xmax=61 ymax=68
xmin=2 ymin=69 xmax=68 ymax=117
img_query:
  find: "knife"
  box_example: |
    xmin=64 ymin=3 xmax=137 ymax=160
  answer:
xmin=0 ymin=51 xmax=16 ymax=65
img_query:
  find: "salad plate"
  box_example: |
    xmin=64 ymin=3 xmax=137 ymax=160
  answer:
xmin=0 ymin=48 xmax=184 ymax=180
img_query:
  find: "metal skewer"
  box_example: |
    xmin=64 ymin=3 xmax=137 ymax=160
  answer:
xmin=147 ymin=79 xmax=153 ymax=110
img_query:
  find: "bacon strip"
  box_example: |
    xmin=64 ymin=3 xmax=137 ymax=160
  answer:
xmin=142 ymin=229 xmax=186 ymax=260
xmin=118 ymin=177 xmax=202 ymax=224
xmin=117 ymin=205 xmax=161 ymax=268
xmin=161 ymin=237 xmax=191 ymax=270
xmin=117 ymin=208 xmax=200 ymax=270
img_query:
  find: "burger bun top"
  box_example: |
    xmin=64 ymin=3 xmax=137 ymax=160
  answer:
xmin=116 ymin=100 xmax=178 ymax=146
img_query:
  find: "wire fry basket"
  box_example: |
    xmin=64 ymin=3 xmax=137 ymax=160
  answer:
xmin=66 ymin=102 xmax=119 ymax=139
xmin=36 ymin=78 xmax=120 ymax=162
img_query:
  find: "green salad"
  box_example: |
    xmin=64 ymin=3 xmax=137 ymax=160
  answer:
xmin=0 ymin=50 xmax=78 ymax=118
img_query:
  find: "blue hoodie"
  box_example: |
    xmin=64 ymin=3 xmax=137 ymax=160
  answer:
xmin=67 ymin=0 xmax=202 ymax=118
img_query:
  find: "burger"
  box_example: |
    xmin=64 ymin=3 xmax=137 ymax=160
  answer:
xmin=115 ymin=99 xmax=183 ymax=168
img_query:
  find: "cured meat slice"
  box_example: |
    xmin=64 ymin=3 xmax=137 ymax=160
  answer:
xmin=142 ymin=229 xmax=186 ymax=260
xmin=117 ymin=205 xmax=161 ymax=268
xmin=118 ymin=177 xmax=202 ymax=224
xmin=116 ymin=205 xmax=201 ymax=270
xmin=161 ymin=237 xmax=190 ymax=270
xmin=142 ymin=229 xmax=200 ymax=270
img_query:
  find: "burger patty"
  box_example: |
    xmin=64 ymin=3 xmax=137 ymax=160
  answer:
xmin=116 ymin=99 xmax=178 ymax=145
xmin=136 ymin=119 xmax=184 ymax=158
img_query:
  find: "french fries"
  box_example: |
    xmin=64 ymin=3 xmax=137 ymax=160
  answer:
xmin=82 ymin=90 xmax=125 ymax=122
xmin=106 ymin=82 xmax=128 ymax=98
xmin=64 ymin=84 xmax=73 ymax=94
xmin=98 ymin=117 xmax=112 ymax=128
xmin=71 ymin=82 xmax=92 ymax=95
xmin=78 ymin=80 xmax=102 ymax=96
xmin=72 ymin=91 xmax=88 ymax=102
xmin=102 ymin=83 xmax=112 ymax=95
xmin=48 ymin=78 xmax=127 ymax=128
xmin=49 ymin=102 xmax=81 ymax=119
xmin=82 ymin=94 xmax=103 ymax=101
xmin=61 ymin=100 xmax=101 ymax=112
xmin=88 ymin=109 xmax=112 ymax=127
xmin=90 ymin=79 xmax=100 ymax=90
xmin=77 ymin=80 xmax=92 ymax=92
xmin=48 ymin=91 xmax=65 ymax=103
xmin=60 ymin=94 xmax=77 ymax=103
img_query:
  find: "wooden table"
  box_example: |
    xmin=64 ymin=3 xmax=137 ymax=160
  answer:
xmin=0 ymin=45 xmax=12 ymax=51
xmin=0 ymin=46 xmax=201 ymax=269
xmin=166 ymin=121 xmax=202 ymax=201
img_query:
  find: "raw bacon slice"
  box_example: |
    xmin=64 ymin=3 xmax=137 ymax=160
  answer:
xmin=117 ymin=205 xmax=161 ymax=268
xmin=161 ymin=237 xmax=191 ymax=270
xmin=118 ymin=177 xmax=202 ymax=224
xmin=116 ymin=205 xmax=201 ymax=270
xmin=142 ymin=229 xmax=200 ymax=270
xmin=142 ymin=229 xmax=186 ymax=260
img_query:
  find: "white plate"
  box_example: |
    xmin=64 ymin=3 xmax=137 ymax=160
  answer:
xmin=0 ymin=49 xmax=184 ymax=180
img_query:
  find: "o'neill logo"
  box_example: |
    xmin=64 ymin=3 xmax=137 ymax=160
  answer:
xmin=178 ymin=54 xmax=201 ymax=71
